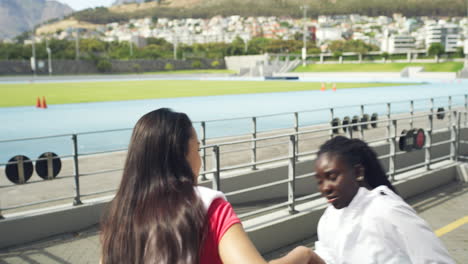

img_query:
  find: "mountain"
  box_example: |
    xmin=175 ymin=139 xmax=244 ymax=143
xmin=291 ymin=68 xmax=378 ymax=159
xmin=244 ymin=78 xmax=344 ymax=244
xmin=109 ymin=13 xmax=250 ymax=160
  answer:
xmin=0 ymin=0 xmax=74 ymax=40
xmin=74 ymin=0 xmax=466 ymax=25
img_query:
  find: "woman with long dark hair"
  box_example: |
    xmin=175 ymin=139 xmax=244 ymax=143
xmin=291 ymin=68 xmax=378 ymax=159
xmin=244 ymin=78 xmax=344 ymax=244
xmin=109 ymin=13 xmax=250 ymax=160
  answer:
xmin=101 ymin=108 xmax=322 ymax=264
xmin=312 ymin=136 xmax=454 ymax=263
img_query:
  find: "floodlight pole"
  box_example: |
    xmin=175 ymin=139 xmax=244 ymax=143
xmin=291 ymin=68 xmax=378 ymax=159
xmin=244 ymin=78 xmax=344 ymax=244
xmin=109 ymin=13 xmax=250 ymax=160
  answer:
xmin=46 ymin=38 xmax=52 ymax=76
xmin=31 ymin=32 xmax=37 ymax=78
xmin=173 ymin=33 xmax=178 ymax=60
xmin=301 ymin=5 xmax=309 ymax=67
xmin=129 ymin=37 xmax=133 ymax=57
xmin=75 ymin=28 xmax=80 ymax=61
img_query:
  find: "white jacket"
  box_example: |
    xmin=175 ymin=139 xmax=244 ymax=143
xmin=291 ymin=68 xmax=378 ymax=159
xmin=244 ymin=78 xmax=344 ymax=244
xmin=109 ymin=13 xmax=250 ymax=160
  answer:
xmin=315 ymin=186 xmax=455 ymax=264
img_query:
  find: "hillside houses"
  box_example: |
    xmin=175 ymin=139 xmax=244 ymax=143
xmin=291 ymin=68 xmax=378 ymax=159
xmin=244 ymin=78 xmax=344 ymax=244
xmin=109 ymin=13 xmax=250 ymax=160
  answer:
xmin=34 ymin=14 xmax=467 ymax=54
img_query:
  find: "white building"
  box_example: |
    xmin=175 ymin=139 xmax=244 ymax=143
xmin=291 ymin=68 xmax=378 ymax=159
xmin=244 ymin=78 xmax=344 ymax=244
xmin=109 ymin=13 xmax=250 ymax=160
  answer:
xmin=316 ymin=26 xmax=342 ymax=44
xmin=381 ymin=31 xmax=416 ymax=54
xmin=425 ymin=23 xmax=460 ymax=52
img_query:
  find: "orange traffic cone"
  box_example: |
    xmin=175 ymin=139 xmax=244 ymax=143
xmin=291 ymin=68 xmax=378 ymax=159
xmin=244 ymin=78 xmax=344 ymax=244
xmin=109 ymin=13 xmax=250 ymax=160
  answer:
xmin=42 ymin=96 xmax=47 ymax=109
xmin=321 ymin=82 xmax=326 ymax=91
xmin=36 ymin=97 xmax=41 ymax=108
xmin=332 ymin=83 xmax=337 ymax=91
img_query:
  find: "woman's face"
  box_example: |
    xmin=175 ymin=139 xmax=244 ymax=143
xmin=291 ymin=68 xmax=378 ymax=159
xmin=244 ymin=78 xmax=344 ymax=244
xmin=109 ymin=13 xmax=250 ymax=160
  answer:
xmin=314 ymin=153 xmax=360 ymax=209
xmin=187 ymin=127 xmax=201 ymax=183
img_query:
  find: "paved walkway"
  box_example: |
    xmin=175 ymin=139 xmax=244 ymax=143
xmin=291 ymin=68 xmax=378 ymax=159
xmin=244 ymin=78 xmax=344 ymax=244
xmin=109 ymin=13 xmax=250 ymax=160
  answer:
xmin=1 ymin=182 xmax=467 ymax=264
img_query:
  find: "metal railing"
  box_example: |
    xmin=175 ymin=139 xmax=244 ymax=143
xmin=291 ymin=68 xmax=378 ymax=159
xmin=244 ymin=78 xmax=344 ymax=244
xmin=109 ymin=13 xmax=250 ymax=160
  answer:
xmin=203 ymin=111 xmax=464 ymax=219
xmin=0 ymin=94 xmax=467 ymax=219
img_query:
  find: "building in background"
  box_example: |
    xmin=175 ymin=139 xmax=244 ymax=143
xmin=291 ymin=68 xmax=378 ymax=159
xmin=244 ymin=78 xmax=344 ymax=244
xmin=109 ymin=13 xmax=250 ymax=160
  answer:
xmin=425 ymin=23 xmax=460 ymax=52
xmin=381 ymin=30 xmax=416 ymax=54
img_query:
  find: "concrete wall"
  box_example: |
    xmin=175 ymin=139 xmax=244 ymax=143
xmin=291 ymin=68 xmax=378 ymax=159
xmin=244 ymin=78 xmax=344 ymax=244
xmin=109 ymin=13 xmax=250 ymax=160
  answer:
xmin=0 ymin=59 xmax=226 ymax=75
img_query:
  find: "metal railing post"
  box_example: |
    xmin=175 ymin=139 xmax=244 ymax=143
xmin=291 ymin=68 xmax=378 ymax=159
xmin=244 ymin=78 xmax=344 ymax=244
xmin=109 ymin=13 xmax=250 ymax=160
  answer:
xmin=17 ymin=156 xmax=25 ymax=184
xmin=346 ymin=121 xmax=353 ymax=138
xmin=386 ymin=103 xmax=391 ymax=142
xmin=430 ymin=98 xmax=434 ymax=116
xmin=212 ymin=146 xmax=221 ymax=191
xmin=448 ymin=96 xmax=452 ymax=125
xmin=465 ymin=94 xmax=467 ymax=126
xmin=360 ymin=105 xmax=365 ymax=139
xmin=294 ymin=112 xmax=299 ymax=159
xmin=456 ymin=112 xmax=461 ymax=162
xmin=410 ymin=100 xmax=414 ymax=129
xmin=425 ymin=114 xmax=433 ymax=170
xmin=251 ymin=117 xmax=257 ymax=170
xmin=46 ymin=152 xmax=54 ymax=180
xmin=200 ymin=121 xmax=207 ymax=180
xmin=72 ymin=134 xmax=82 ymax=205
xmin=329 ymin=108 xmax=334 ymax=139
xmin=288 ymin=135 xmax=297 ymax=214
xmin=389 ymin=120 xmax=397 ymax=182
xmin=450 ymin=111 xmax=457 ymax=161
xmin=0 ymin=196 xmax=3 ymax=219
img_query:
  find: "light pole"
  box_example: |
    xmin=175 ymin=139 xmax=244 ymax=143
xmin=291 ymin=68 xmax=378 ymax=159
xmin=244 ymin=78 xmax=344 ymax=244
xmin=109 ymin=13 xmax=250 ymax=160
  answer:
xmin=173 ymin=32 xmax=178 ymax=60
xmin=129 ymin=36 xmax=134 ymax=57
xmin=31 ymin=32 xmax=37 ymax=78
xmin=46 ymin=38 xmax=52 ymax=76
xmin=301 ymin=5 xmax=309 ymax=67
xmin=75 ymin=28 xmax=80 ymax=61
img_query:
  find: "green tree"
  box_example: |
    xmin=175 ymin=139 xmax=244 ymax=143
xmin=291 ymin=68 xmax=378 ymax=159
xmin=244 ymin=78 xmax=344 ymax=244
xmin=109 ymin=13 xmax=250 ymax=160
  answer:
xmin=96 ymin=59 xmax=112 ymax=72
xmin=227 ymin=36 xmax=245 ymax=55
xmin=428 ymin=43 xmax=445 ymax=57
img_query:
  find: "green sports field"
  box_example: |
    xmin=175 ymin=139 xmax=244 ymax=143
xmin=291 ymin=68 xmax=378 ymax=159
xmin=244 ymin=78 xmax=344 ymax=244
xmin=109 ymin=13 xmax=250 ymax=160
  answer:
xmin=293 ymin=62 xmax=464 ymax=72
xmin=0 ymin=80 xmax=415 ymax=107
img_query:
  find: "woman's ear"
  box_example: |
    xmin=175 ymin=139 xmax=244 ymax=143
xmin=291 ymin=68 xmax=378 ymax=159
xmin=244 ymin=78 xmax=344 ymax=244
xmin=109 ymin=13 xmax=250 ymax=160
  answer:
xmin=354 ymin=165 xmax=365 ymax=182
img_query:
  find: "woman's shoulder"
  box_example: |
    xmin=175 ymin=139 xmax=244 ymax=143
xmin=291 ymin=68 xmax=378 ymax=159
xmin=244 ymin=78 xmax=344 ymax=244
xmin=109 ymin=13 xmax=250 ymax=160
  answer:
xmin=366 ymin=186 xmax=417 ymax=222
xmin=195 ymin=186 xmax=227 ymax=211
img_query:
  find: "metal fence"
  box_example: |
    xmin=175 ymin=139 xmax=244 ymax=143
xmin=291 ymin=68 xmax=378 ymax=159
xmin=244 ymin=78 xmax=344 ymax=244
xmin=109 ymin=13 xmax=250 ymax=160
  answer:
xmin=0 ymin=94 xmax=467 ymax=219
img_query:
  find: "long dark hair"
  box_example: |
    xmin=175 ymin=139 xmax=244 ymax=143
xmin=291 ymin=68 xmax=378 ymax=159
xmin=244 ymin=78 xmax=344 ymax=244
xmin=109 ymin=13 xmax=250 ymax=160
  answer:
xmin=317 ymin=136 xmax=397 ymax=193
xmin=101 ymin=108 xmax=205 ymax=264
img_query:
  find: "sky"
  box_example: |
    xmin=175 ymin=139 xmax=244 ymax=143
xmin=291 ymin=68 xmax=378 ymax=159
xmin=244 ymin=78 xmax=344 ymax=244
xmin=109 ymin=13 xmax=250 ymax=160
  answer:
xmin=54 ymin=0 xmax=114 ymax=11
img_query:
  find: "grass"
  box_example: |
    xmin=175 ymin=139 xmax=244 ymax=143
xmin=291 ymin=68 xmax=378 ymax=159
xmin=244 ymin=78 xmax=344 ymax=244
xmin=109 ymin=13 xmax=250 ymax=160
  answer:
xmin=0 ymin=80 xmax=415 ymax=107
xmin=293 ymin=62 xmax=464 ymax=72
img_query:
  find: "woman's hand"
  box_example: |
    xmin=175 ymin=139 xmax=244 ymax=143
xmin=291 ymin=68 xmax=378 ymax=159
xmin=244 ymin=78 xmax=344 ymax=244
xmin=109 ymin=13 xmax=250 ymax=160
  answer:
xmin=269 ymin=246 xmax=326 ymax=264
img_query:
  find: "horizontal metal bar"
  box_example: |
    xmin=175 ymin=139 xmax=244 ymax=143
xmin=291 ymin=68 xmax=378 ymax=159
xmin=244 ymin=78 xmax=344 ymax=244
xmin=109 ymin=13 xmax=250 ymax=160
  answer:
xmin=295 ymin=192 xmax=322 ymax=202
xmin=394 ymin=161 xmax=428 ymax=174
xmin=237 ymin=201 xmax=290 ymax=219
xmin=0 ymin=133 xmax=72 ymax=143
xmin=79 ymin=168 xmax=123 ymax=177
xmin=297 ymin=149 xmax=319 ymax=157
xmin=430 ymin=155 xmax=452 ymax=163
xmin=80 ymin=189 xmax=117 ymax=198
xmin=76 ymin=127 xmax=132 ymax=136
xmin=221 ymin=155 xmax=288 ymax=172
xmin=1 ymin=195 xmax=76 ymax=211
xmin=217 ymin=146 xmax=252 ymax=155
xmin=226 ymin=179 xmax=290 ymax=196
xmin=255 ymin=140 xmax=289 ymax=150
xmin=79 ymin=148 xmax=128 ymax=157
xmin=296 ymin=172 xmax=315 ymax=180
xmin=431 ymin=139 xmax=453 ymax=147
